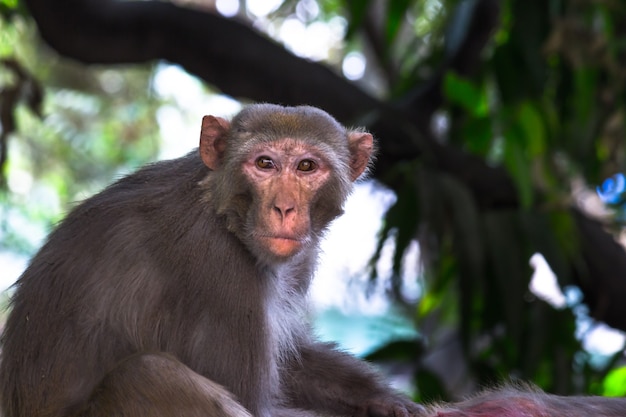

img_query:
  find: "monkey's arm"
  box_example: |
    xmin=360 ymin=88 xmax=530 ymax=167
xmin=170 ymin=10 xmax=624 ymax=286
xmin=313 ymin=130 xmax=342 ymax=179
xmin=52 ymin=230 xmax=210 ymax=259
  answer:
xmin=282 ymin=341 xmax=425 ymax=417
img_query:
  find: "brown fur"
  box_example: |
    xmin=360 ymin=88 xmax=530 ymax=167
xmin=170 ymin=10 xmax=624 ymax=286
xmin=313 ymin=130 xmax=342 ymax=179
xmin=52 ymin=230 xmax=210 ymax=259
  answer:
xmin=0 ymin=104 xmax=422 ymax=417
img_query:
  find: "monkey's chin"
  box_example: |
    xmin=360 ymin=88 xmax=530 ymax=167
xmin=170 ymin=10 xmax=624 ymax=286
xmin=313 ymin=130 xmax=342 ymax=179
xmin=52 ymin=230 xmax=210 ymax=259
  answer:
xmin=264 ymin=237 xmax=303 ymax=258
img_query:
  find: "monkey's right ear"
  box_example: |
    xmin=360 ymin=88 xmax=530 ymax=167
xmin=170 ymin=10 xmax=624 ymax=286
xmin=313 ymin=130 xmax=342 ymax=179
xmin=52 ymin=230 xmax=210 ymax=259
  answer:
xmin=199 ymin=116 xmax=230 ymax=170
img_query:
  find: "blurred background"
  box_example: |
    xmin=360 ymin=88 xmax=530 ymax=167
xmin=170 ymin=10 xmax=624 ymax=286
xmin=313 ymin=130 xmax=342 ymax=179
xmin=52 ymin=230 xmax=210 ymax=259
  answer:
xmin=1 ymin=0 xmax=626 ymax=403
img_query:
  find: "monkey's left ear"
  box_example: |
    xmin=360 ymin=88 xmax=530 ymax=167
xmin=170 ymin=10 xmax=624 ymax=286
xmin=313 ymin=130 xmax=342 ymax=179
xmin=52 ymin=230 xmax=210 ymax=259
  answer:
xmin=348 ymin=132 xmax=374 ymax=181
xmin=199 ymin=116 xmax=230 ymax=170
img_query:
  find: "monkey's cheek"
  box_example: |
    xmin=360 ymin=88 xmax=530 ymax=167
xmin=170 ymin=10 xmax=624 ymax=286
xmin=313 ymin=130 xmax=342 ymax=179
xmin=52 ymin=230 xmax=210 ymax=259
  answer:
xmin=264 ymin=237 xmax=303 ymax=258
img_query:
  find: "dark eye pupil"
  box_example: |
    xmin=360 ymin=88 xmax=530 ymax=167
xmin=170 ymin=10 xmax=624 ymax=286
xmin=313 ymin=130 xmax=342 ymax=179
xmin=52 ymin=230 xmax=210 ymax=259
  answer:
xmin=298 ymin=160 xmax=316 ymax=172
xmin=256 ymin=157 xmax=273 ymax=169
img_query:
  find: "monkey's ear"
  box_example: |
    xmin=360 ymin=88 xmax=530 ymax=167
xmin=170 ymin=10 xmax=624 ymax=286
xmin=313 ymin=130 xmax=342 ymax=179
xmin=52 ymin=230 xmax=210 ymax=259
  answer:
xmin=200 ymin=116 xmax=230 ymax=170
xmin=348 ymin=132 xmax=374 ymax=181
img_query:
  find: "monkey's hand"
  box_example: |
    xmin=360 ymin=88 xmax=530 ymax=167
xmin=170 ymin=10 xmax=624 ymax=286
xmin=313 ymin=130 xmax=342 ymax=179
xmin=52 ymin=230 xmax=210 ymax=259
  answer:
xmin=354 ymin=394 xmax=427 ymax=417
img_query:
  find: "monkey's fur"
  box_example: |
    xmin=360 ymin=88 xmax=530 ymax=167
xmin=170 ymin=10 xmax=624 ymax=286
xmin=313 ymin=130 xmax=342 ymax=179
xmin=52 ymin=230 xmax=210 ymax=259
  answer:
xmin=0 ymin=104 xmax=422 ymax=417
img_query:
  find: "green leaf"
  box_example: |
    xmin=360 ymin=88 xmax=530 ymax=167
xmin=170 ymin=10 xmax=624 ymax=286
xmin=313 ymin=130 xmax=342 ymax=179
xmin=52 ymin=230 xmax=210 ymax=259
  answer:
xmin=573 ymin=68 xmax=595 ymax=122
xmin=443 ymin=71 xmax=488 ymax=117
xmin=548 ymin=210 xmax=580 ymax=259
xmin=370 ymin=162 xmax=419 ymax=286
xmin=0 ymin=0 xmax=18 ymax=10
xmin=463 ymin=116 xmax=493 ymax=156
xmin=345 ymin=0 xmax=372 ymax=40
xmin=385 ymin=0 xmax=411 ymax=45
xmin=516 ymin=101 xmax=545 ymax=157
xmin=503 ymin=125 xmax=534 ymax=208
xmin=603 ymin=367 xmax=626 ymax=397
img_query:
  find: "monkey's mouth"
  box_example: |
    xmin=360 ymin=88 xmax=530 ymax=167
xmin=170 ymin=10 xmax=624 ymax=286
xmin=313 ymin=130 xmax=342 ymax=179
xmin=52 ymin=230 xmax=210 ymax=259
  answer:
xmin=263 ymin=236 xmax=303 ymax=257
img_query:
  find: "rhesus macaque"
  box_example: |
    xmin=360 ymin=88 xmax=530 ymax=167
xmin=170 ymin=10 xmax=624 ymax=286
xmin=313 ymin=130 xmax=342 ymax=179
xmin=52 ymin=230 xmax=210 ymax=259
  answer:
xmin=2 ymin=104 xmax=625 ymax=417
xmin=0 ymin=104 xmax=423 ymax=417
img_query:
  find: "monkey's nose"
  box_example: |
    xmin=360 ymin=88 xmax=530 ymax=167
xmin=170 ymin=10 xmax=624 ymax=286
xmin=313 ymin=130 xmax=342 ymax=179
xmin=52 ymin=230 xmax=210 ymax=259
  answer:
xmin=273 ymin=205 xmax=296 ymax=222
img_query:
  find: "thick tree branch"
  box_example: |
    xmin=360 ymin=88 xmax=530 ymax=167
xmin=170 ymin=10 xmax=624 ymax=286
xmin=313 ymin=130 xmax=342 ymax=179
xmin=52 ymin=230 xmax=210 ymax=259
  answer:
xmin=26 ymin=0 xmax=381 ymax=125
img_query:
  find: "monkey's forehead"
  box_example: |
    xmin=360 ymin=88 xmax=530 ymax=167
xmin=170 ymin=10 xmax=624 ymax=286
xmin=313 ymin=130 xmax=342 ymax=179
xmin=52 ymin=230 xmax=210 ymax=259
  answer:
xmin=236 ymin=104 xmax=340 ymax=124
xmin=243 ymin=137 xmax=332 ymax=157
xmin=232 ymin=104 xmax=348 ymax=144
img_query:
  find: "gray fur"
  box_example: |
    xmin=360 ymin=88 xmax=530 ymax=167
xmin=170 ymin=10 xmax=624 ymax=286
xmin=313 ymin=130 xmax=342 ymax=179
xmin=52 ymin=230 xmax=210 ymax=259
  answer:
xmin=0 ymin=105 xmax=420 ymax=417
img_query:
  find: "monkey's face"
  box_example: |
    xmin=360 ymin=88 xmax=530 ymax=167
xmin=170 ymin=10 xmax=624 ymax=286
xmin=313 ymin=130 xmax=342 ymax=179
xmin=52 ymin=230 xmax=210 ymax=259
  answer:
xmin=241 ymin=138 xmax=334 ymax=260
xmin=199 ymin=104 xmax=374 ymax=264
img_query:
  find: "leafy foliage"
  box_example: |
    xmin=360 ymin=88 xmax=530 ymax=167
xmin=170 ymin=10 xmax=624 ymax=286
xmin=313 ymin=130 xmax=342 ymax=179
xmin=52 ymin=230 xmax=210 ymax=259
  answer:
xmin=0 ymin=13 xmax=162 ymax=255
xmin=354 ymin=0 xmax=626 ymax=400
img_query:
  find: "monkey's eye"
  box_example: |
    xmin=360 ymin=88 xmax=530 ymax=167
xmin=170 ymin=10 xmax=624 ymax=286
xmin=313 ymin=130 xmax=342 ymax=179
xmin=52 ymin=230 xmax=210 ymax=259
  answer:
xmin=255 ymin=156 xmax=275 ymax=170
xmin=297 ymin=159 xmax=317 ymax=172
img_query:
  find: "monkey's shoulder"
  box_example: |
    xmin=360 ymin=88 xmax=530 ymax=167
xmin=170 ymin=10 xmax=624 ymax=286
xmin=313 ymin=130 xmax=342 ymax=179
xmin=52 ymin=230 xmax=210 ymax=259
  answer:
xmin=19 ymin=152 xmax=227 ymax=288
xmin=67 ymin=152 xmax=207 ymax=217
xmin=39 ymin=152 xmax=218 ymax=254
xmin=104 ymin=151 xmax=208 ymax=203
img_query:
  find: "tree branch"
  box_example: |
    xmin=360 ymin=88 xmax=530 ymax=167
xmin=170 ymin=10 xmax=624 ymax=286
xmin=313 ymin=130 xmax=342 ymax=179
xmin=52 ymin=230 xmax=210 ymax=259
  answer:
xmin=26 ymin=0 xmax=380 ymax=124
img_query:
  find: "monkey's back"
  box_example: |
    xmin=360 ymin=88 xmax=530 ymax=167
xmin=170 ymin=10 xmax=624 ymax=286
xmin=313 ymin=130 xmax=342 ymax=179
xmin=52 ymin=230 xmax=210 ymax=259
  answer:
xmin=0 ymin=152 xmax=270 ymax=417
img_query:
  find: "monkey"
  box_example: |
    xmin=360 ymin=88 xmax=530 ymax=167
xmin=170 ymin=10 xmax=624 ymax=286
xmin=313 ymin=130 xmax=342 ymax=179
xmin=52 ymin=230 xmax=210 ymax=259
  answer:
xmin=0 ymin=103 xmax=425 ymax=417
xmin=2 ymin=103 xmax=626 ymax=417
